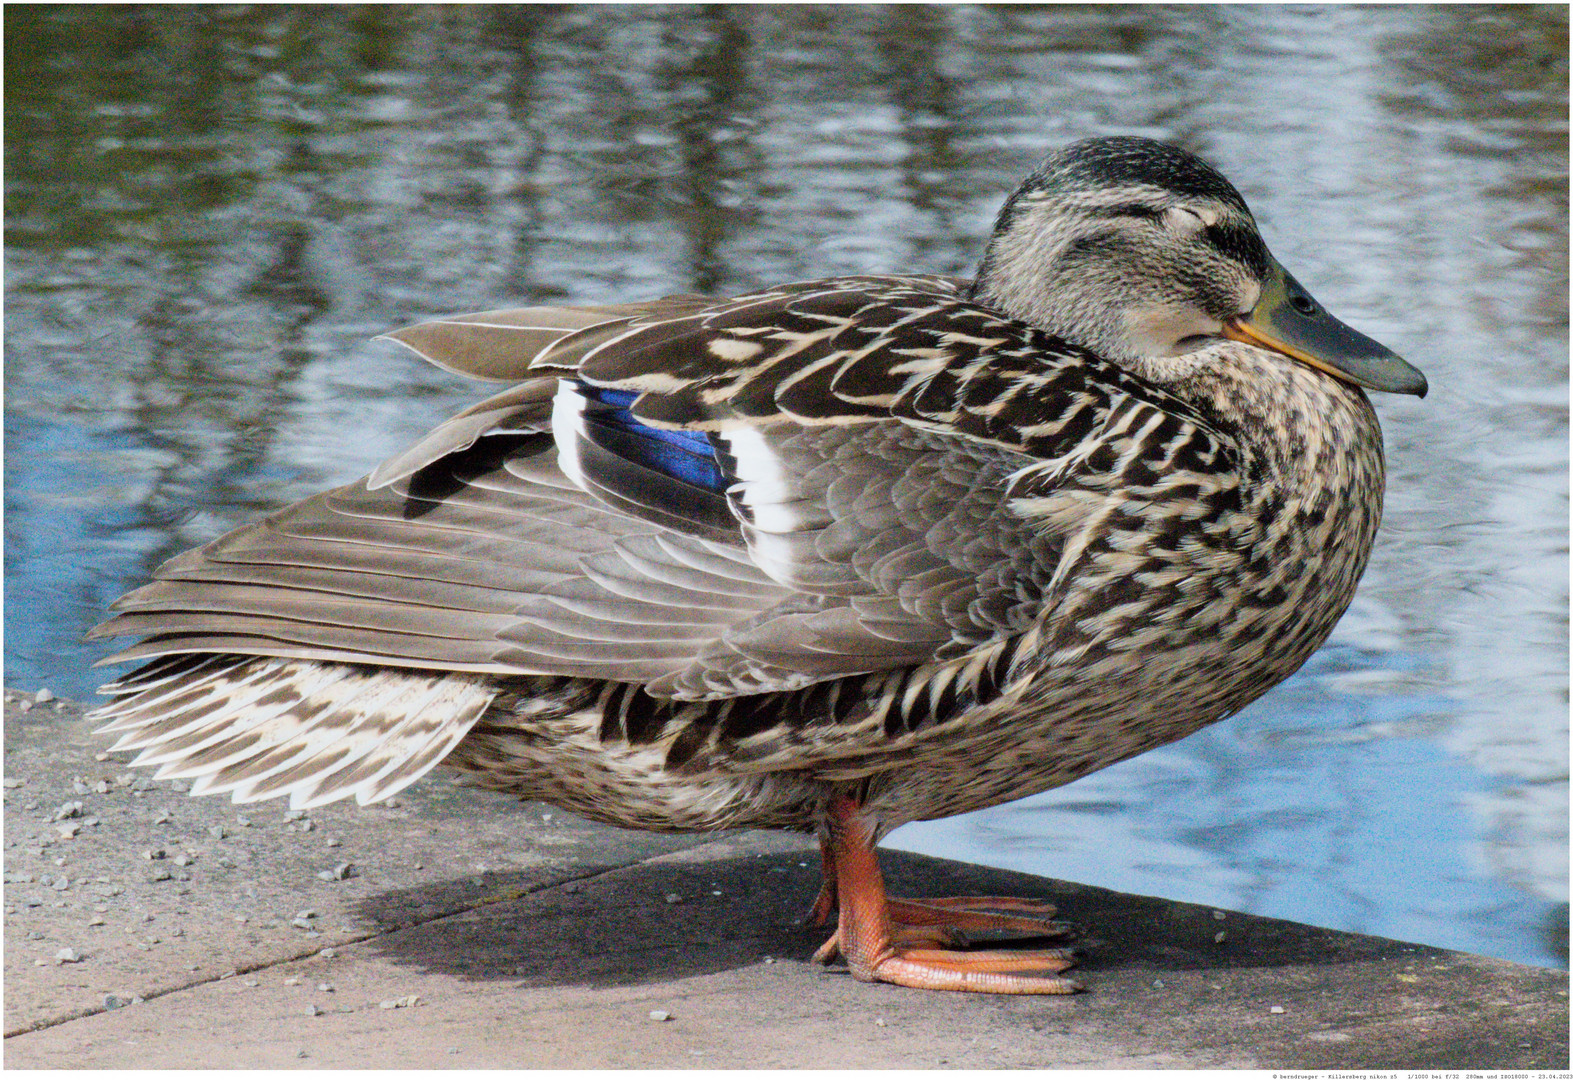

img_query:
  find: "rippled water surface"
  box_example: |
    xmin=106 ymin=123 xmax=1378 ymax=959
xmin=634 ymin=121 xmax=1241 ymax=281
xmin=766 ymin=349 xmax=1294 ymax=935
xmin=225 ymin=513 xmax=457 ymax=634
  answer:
xmin=6 ymin=5 xmax=1567 ymax=967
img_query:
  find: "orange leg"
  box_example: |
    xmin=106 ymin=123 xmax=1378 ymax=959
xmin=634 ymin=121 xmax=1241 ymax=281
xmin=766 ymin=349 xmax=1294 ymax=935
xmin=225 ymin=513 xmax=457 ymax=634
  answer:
xmin=812 ymin=796 xmax=1082 ymax=994
xmin=808 ymin=832 xmax=1070 ymax=939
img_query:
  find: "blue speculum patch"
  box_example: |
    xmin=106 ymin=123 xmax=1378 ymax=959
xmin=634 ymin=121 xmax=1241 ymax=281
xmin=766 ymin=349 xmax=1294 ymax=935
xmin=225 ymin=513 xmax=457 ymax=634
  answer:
xmin=576 ymin=385 xmax=728 ymax=493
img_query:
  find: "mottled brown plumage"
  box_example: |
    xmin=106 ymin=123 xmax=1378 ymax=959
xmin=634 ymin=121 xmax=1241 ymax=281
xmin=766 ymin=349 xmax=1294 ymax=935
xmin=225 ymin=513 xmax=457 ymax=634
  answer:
xmin=89 ymin=136 xmax=1425 ymax=993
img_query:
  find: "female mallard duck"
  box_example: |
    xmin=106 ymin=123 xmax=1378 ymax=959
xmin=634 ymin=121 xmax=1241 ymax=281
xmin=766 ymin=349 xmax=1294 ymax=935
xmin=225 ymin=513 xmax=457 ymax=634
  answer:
xmin=88 ymin=136 xmax=1426 ymax=994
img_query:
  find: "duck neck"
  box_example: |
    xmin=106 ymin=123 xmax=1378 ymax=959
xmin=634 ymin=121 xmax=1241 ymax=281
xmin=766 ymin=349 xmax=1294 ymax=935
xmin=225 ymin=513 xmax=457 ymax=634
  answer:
xmin=969 ymin=211 xmax=1146 ymax=364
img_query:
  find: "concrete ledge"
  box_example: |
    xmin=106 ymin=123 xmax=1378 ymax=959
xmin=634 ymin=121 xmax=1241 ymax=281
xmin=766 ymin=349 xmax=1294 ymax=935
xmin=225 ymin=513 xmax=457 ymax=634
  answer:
xmin=5 ymin=692 xmax=1567 ymax=1068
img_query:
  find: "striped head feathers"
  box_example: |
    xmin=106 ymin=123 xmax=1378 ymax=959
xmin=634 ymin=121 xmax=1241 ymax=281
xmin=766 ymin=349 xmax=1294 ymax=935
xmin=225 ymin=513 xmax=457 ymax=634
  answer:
xmin=971 ymin=137 xmax=1427 ymax=398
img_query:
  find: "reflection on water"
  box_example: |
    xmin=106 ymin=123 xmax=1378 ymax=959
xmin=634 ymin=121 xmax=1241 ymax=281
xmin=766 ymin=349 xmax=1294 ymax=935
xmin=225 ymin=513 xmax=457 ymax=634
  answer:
xmin=6 ymin=5 xmax=1566 ymax=967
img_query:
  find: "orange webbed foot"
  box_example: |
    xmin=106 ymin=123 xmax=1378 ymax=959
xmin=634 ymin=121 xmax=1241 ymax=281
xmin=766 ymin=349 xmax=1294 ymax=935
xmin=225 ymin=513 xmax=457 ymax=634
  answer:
xmin=813 ymin=797 xmax=1085 ymax=995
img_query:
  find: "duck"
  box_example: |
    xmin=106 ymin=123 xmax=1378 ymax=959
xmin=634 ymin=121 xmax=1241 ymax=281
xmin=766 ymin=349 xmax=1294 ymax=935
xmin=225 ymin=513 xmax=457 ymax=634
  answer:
xmin=87 ymin=135 xmax=1427 ymax=995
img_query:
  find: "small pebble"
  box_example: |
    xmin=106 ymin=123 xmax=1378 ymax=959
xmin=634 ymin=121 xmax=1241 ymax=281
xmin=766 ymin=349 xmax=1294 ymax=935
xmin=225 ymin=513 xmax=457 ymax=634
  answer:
xmin=648 ymin=1010 xmax=672 ymax=1022
xmin=296 ymin=1049 xmax=308 ymax=1059
xmin=296 ymin=909 xmax=319 ymax=920
xmin=1270 ymin=1005 xmax=1284 ymax=1014
xmin=2 ymin=779 xmax=24 ymax=789
xmin=34 ymin=688 xmax=54 ymax=703
xmin=291 ymin=918 xmax=315 ymax=930
xmin=664 ymin=893 xmax=682 ymax=904
xmin=316 ymin=863 xmax=355 ymax=881
xmin=325 ymin=838 xmax=341 ymax=848
xmin=1214 ymin=931 xmax=1227 ymax=943
xmin=55 ymin=948 xmax=83 ymax=964
xmin=53 ymin=822 xmax=79 ymax=839
xmin=173 ymin=855 xmax=193 ymax=867
xmin=317 ymin=983 xmax=333 ymax=992
xmin=88 ymin=916 xmax=106 ymax=927
xmin=305 ymin=1004 xmax=322 ymax=1017
xmin=209 ymin=826 xmax=227 ymax=840
xmin=235 ymin=816 xmax=251 ymax=827
xmin=143 ymin=848 xmax=167 ymax=861
xmin=874 ymin=1017 xmax=886 ymax=1027
xmin=149 ymin=869 xmax=172 ymax=882
xmin=318 ymin=947 xmax=336 ymax=958
xmin=53 ymin=801 xmax=83 ymax=822
xmin=1212 ymin=910 xmax=1227 ymax=921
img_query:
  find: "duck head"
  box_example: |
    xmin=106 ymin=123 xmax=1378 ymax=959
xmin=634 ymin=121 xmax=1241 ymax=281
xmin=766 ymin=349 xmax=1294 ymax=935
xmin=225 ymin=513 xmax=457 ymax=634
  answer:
xmin=970 ymin=136 xmax=1427 ymax=398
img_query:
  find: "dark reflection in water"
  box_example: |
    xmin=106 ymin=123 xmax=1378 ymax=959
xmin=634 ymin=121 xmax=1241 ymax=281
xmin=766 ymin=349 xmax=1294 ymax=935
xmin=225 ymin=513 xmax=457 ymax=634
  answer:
xmin=6 ymin=5 xmax=1566 ymax=968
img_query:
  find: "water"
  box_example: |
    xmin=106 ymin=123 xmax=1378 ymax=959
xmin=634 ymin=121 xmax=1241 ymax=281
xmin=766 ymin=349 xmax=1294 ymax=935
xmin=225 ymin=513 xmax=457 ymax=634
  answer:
xmin=6 ymin=5 xmax=1566 ymax=968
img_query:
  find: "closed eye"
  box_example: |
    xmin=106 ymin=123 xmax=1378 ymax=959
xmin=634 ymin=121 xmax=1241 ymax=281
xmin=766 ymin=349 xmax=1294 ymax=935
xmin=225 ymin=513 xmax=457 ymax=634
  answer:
xmin=1093 ymin=203 xmax=1165 ymax=222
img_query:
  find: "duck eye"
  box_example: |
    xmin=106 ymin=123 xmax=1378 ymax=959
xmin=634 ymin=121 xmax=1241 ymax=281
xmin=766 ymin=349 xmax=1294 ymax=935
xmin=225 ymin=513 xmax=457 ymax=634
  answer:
xmin=1289 ymin=291 xmax=1318 ymax=316
xmin=1162 ymin=206 xmax=1207 ymax=233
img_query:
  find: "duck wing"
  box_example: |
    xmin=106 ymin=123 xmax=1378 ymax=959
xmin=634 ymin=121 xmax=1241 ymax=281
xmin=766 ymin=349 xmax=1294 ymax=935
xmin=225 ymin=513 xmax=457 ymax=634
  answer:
xmin=90 ymin=276 xmax=1236 ymax=706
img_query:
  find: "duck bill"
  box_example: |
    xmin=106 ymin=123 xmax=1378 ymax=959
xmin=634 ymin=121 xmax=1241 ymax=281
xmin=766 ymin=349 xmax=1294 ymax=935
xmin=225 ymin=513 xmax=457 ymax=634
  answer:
xmin=1223 ymin=261 xmax=1428 ymax=397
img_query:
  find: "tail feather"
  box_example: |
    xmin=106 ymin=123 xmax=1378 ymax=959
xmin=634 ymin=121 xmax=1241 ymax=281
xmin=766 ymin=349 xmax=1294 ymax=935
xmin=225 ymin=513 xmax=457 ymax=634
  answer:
xmin=89 ymin=655 xmax=495 ymax=809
